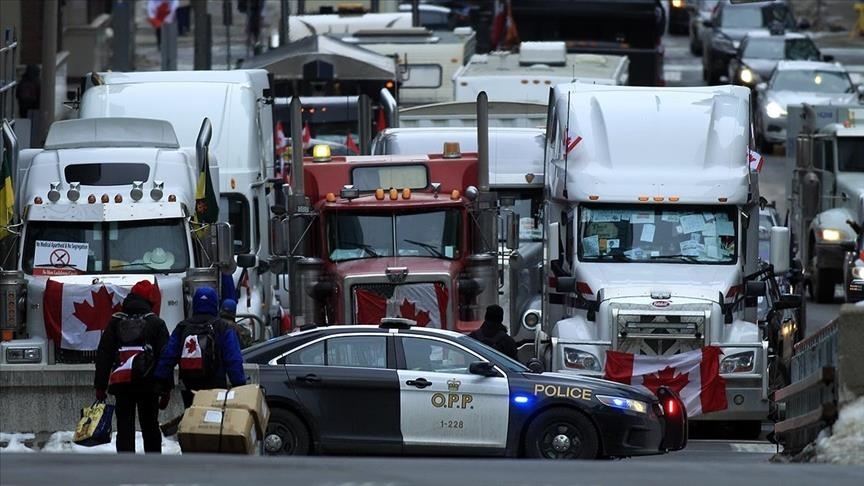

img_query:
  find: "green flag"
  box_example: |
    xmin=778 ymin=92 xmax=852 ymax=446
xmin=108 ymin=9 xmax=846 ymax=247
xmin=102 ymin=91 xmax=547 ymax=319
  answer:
xmin=194 ymin=148 xmax=219 ymax=224
xmin=0 ymin=144 xmax=14 ymax=239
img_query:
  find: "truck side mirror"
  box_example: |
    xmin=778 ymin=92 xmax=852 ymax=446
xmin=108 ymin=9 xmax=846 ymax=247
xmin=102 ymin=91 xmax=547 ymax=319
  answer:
xmin=556 ymin=276 xmax=576 ymax=293
xmin=237 ymin=253 xmax=257 ymax=269
xmin=505 ymin=211 xmax=519 ymax=251
xmin=526 ymin=357 xmax=544 ymax=373
xmin=745 ymin=280 xmax=766 ymax=297
xmin=775 ymin=293 xmax=802 ymax=310
xmin=215 ymin=223 xmax=234 ymax=270
xmin=769 ymin=226 xmax=790 ymax=274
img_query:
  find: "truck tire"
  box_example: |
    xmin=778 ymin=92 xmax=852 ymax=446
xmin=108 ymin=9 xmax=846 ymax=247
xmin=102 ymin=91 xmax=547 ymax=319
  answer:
xmin=524 ymin=409 xmax=599 ymax=459
xmin=811 ymin=265 xmax=837 ymax=303
xmin=263 ymin=408 xmax=310 ymax=456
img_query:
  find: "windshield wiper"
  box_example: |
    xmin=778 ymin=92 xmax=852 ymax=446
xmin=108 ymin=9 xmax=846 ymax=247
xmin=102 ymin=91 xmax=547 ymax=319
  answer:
xmin=111 ymin=262 xmax=159 ymax=270
xmin=403 ymin=239 xmax=444 ymax=257
xmin=649 ymin=254 xmax=702 ymax=263
xmin=343 ymin=241 xmax=380 ymax=257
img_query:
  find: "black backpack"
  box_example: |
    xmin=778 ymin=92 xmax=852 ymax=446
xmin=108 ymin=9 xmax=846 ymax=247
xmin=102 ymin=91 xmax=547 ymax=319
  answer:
xmin=112 ymin=312 xmax=156 ymax=383
xmin=178 ymin=319 xmax=222 ymax=380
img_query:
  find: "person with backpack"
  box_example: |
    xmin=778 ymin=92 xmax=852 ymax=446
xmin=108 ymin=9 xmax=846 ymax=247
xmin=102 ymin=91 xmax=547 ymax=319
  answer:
xmin=468 ymin=304 xmax=519 ymax=361
xmin=220 ymin=298 xmax=254 ymax=349
xmin=154 ymin=286 xmax=247 ymax=408
xmin=94 ymin=279 xmax=169 ymax=453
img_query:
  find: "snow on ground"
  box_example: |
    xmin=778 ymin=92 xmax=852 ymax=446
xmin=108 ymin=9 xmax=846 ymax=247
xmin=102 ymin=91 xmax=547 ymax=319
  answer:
xmin=0 ymin=431 xmax=181 ymax=455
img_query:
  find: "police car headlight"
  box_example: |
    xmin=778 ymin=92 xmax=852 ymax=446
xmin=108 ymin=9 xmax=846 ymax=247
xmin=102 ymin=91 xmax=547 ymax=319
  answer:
xmin=851 ymin=266 xmax=864 ymax=279
xmin=720 ymin=351 xmax=755 ymax=373
xmin=739 ymin=67 xmax=755 ymax=84
xmin=765 ymin=101 xmax=786 ymax=119
xmin=596 ymin=394 xmax=648 ymax=414
xmin=563 ymin=348 xmax=601 ymax=371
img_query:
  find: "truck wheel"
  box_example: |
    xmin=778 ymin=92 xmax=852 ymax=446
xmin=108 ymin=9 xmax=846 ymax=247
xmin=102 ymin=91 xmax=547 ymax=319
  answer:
xmin=524 ymin=409 xmax=598 ymax=459
xmin=811 ymin=265 xmax=837 ymax=303
xmin=263 ymin=408 xmax=310 ymax=456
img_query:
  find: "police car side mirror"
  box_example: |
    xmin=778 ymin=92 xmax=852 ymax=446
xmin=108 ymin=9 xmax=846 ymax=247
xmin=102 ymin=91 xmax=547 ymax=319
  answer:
xmin=469 ymin=361 xmax=499 ymax=377
xmin=526 ymin=358 xmax=544 ymax=374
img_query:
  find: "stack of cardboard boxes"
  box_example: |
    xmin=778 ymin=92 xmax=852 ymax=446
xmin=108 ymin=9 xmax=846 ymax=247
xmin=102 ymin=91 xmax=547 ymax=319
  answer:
xmin=177 ymin=384 xmax=270 ymax=454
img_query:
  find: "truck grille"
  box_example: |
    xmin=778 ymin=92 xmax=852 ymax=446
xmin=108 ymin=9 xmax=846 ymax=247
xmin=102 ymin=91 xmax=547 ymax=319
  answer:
xmin=612 ymin=303 xmax=710 ymax=356
xmin=352 ymin=281 xmax=448 ymax=328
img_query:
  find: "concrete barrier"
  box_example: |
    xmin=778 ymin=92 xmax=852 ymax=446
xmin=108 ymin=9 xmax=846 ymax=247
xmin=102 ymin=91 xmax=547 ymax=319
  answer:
xmin=0 ymin=364 xmax=260 ymax=434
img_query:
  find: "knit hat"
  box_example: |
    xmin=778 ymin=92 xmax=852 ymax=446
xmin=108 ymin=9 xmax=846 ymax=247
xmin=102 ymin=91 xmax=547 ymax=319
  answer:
xmin=192 ymin=286 xmax=219 ymax=316
xmin=484 ymin=304 xmax=504 ymax=324
xmin=130 ymin=280 xmax=155 ymax=305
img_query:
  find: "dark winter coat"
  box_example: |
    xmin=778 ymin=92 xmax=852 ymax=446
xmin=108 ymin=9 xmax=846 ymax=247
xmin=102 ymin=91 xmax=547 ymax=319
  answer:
xmin=469 ymin=320 xmax=519 ymax=360
xmin=94 ymin=293 xmax=169 ymax=393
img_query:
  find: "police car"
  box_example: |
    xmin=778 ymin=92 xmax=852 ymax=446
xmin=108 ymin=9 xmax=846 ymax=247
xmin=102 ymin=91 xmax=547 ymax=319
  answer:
xmin=242 ymin=319 xmax=688 ymax=459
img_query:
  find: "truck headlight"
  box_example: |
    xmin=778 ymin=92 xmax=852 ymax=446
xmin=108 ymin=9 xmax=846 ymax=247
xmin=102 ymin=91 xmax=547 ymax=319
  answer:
xmin=522 ymin=310 xmax=541 ymax=331
xmin=5 ymin=347 xmax=42 ymax=364
xmin=739 ymin=67 xmax=755 ymax=84
xmin=596 ymin=394 xmax=648 ymax=414
xmin=765 ymin=101 xmax=786 ymax=119
xmin=819 ymin=228 xmax=844 ymax=242
xmin=720 ymin=351 xmax=755 ymax=373
xmin=851 ymin=266 xmax=864 ymax=279
xmin=563 ymin=348 xmax=601 ymax=371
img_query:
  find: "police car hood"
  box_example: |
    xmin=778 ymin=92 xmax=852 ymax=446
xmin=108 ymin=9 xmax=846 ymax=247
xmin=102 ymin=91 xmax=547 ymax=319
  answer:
xmin=536 ymin=372 xmax=658 ymax=402
xmin=768 ymin=91 xmax=859 ymax=108
xmin=579 ymin=262 xmax=737 ymax=301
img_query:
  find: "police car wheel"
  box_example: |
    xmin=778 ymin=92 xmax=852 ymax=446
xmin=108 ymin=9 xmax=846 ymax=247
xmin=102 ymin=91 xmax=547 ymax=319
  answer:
xmin=263 ymin=408 xmax=310 ymax=456
xmin=524 ymin=409 xmax=598 ymax=459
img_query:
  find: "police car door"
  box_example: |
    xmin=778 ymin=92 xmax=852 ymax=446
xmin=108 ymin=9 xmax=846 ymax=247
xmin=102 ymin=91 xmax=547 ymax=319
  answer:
xmin=397 ymin=335 xmax=509 ymax=453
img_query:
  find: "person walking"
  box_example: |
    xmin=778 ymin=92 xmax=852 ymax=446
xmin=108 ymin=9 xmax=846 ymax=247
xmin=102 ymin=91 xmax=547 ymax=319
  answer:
xmin=154 ymin=286 xmax=247 ymax=408
xmin=94 ymin=280 xmax=169 ymax=454
xmin=469 ymin=304 xmax=519 ymax=360
xmin=220 ymin=298 xmax=254 ymax=349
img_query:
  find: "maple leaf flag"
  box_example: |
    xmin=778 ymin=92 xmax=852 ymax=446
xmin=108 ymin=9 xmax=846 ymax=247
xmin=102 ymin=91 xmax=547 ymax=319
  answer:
xmin=108 ymin=346 xmax=145 ymax=386
xmin=345 ymin=132 xmax=360 ymax=155
xmin=355 ymin=283 xmax=448 ymax=328
xmin=181 ymin=335 xmax=204 ymax=370
xmin=43 ymin=280 xmax=125 ymax=351
xmin=748 ymin=148 xmax=763 ymax=172
xmin=603 ymin=346 xmax=728 ymax=416
xmin=302 ymin=122 xmax=312 ymax=149
xmin=275 ymin=121 xmax=288 ymax=156
xmin=147 ymin=0 xmax=178 ymax=29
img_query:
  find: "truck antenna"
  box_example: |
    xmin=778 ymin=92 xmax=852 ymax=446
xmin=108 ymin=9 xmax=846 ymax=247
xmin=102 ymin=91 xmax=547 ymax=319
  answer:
xmin=563 ymin=90 xmax=571 ymax=199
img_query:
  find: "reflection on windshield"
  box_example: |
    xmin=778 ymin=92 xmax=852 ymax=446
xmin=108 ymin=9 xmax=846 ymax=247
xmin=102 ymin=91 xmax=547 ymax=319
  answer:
xmin=722 ymin=5 xmax=794 ymax=29
xmin=578 ymin=204 xmax=738 ymax=264
xmin=500 ymin=197 xmax=543 ymax=243
xmin=838 ymin=138 xmax=864 ymax=172
xmin=327 ymin=209 xmax=461 ymax=261
xmin=743 ymin=38 xmax=820 ymax=61
xmin=23 ymin=219 xmax=189 ymax=275
xmin=772 ymin=70 xmax=852 ymax=93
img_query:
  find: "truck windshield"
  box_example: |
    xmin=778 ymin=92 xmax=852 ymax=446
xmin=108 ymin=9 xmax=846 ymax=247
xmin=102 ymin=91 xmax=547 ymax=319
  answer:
xmin=22 ymin=219 xmax=189 ymax=275
xmin=327 ymin=209 xmax=461 ymax=261
xmin=577 ymin=204 xmax=738 ymax=264
xmin=837 ymin=137 xmax=864 ymax=172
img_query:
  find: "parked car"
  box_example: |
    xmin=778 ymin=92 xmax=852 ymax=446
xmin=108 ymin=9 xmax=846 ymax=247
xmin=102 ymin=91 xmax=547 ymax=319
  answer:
xmin=844 ymin=219 xmax=864 ymax=303
xmin=754 ymin=60 xmax=862 ymax=151
xmin=689 ymin=0 xmax=720 ymax=55
xmin=701 ymin=0 xmax=799 ymax=84
xmin=727 ymin=30 xmax=827 ymax=88
xmin=243 ymin=320 xmax=688 ymax=458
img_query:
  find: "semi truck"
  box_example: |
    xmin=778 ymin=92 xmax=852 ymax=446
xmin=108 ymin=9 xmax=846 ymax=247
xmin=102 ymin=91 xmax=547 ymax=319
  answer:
xmin=537 ymin=83 xmax=798 ymax=435
xmin=274 ymin=95 xmax=498 ymax=331
xmin=0 ymin=117 xmax=232 ymax=365
xmin=785 ymin=103 xmax=864 ymax=303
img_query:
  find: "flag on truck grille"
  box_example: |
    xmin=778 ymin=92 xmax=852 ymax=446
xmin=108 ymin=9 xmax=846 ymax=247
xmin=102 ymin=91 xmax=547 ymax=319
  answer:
xmin=44 ymin=279 xmax=162 ymax=351
xmin=0 ymin=140 xmax=14 ymax=239
xmin=354 ymin=283 xmax=448 ymax=327
xmin=194 ymin=148 xmax=219 ymax=225
xmin=603 ymin=346 xmax=728 ymax=416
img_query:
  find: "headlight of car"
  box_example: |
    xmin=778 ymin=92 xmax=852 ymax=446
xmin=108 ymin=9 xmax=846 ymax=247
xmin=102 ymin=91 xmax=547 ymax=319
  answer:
xmin=819 ymin=228 xmax=852 ymax=242
xmin=765 ymin=101 xmax=787 ymax=119
xmin=563 ymin=348 xmax=601 ymax=371
xmin=720 ymin=351 xmax=755 ymax=373
xmin=596 ymin=394 xmax=649 ymax=414
xmin=739 ymin=67 xmax=756 ymax=84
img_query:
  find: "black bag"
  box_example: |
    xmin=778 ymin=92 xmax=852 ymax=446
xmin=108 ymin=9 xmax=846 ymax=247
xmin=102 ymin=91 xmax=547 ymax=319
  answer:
xmin=110 ymin=312 xmax=156 ymax=386
xmin=179 ymin=319 xmax=222 ymax=380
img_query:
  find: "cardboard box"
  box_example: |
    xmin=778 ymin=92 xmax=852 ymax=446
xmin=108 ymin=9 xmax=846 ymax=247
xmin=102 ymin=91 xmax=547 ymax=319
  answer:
xmin=191 ymin=384 xmax=270 ymax=435
xmin=178 ymin=406 xmax=258 ymax=454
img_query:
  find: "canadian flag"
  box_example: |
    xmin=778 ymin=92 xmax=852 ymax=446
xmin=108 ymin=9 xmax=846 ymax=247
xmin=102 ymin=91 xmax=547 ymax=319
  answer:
xmin=376 ymin=108 xmax=387 ymax=134
xmin=275 ymin=121 xmax=288 ymax=156
xmin=603 ymin=346 xmax=728 ymax=416
xmin=345 ymin=132 xmax=360 ymax=155
xmin=147 ymin=0 xmax=178 ymax=29
xmin=302 ymin=122 xmax=312 ymax=149
xmin=748 ymin=148 xmax=764 ymax=172
xmin=181 ymin=335 xmax=204 ymax=370
xmin=108 ymin=346 xmax=145 ymax=386
xmin=490 ymin=0 xmax=506 ymax=50
xmin=355 ymin=283 xmax=448 ymax=328
xmin=43 ymin=279 xmax=162 ymax=351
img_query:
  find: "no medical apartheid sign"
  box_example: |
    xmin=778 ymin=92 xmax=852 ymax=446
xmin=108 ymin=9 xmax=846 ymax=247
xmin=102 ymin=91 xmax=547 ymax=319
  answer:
xmin=33 ymin=240 xmax=89 ymax=276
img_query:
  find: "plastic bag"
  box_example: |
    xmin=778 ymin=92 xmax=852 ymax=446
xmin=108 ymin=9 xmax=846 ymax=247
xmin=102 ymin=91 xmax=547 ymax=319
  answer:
xmin=72 ymin=400 xmax=114 ymax=446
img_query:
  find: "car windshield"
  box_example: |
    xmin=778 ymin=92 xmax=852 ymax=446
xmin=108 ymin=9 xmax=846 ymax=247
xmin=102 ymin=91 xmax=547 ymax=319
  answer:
xmin=837 ymin=137 xmax=864 ymax=172
xmin=721 ymin=5 xmax=795 ymax=29
xmin=771 ymin=69 xmax=853 ymax=93
xmin=577 ymin=204 xmax=738 ymax=264
xmin=22 ymin=218 xmax=189 ymax=275
xmin=327 ymin=209 xmax=462 ymax=261
xmin=743 ymin=38 xmax=820 ymax=60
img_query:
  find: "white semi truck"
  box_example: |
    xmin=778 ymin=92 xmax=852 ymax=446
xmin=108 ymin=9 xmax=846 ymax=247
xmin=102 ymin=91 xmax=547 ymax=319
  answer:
xmin=538 ymin=83 xmax=797 ymax=435
xmin=0 ymin=117 xmax=232 ymax=365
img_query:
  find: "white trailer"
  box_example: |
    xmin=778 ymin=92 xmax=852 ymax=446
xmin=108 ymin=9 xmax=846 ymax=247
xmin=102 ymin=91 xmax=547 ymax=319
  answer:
xmin=452 ymin=42 xmax=629 ymax=103
xmin=539 ymin=83 xmax=798 ymax=435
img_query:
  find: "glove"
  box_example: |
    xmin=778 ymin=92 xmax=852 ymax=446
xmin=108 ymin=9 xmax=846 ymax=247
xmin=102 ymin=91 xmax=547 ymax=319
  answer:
xmin=95 ymin=389 xmax=107 ymax=401
xmin=158 ymin=393 xmax=170 ymax=410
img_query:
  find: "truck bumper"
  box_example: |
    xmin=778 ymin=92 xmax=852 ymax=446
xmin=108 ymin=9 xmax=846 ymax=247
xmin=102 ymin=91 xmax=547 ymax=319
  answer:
xmin=691 ymin=376 xmax=769 ymax=422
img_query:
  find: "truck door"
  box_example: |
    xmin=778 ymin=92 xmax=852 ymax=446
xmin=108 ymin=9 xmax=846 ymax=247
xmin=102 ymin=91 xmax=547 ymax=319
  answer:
xmin=397 ymin=335 xmax=509 ymax=453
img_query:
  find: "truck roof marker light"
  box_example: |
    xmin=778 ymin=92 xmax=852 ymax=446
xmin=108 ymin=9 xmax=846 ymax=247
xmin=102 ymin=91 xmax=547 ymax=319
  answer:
xmin=450 ymin=189 xmax=461 ymax=200
xmin=653 ymin=196 xmax=664 ymax=202
xmin=668 ymin=196 xmax=680 ymax=202
xmin=48 ymin=182 xmax=61 ymax=203
xmin=326 ymin=192 xmax=337 ymax=202
xmin=67 ymin=182 xmax=81 ymax=202
xmin=402 ymin=188 xmax=411 ymax=200
xmin=168 ymin=194 xmax=176 ymax=202
xmin=431 ymin=182 xmax=441 ymax=198
xmin=101 ymin=194 xmax=110 ymax=203
xmin=130 ymin=181 xmax=144 ymax=201
xmin=114 ymin=194 xmax=123 ymax=203
xmin=718 ymin=197 xmax=728 ymax=202
xmin=87 ymin=194 xmax=96 ymax=204
xmin=386 ymin=80 xmax=395 ymax=89
xmin=375 ymin=188 xmax=385 ymax=200
xmin=576 ymin=281 xmax=594 ymax=297
xmin=442 ymin=142 xmax=461 ymax=159
xmin=588 ymin=195 xmax=599 ymax=201
xmin=389 ymin=188 xmax=399 ymax=200
xmin=151 ymin=181 xmax=164 ymax=201
xmin=312 ymin=144 xmax=332 ymax=162
xmin=33 ymin=196 xmax=43 ymax=205
xmin=638 ymin=195 xmax=649 ymax=202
